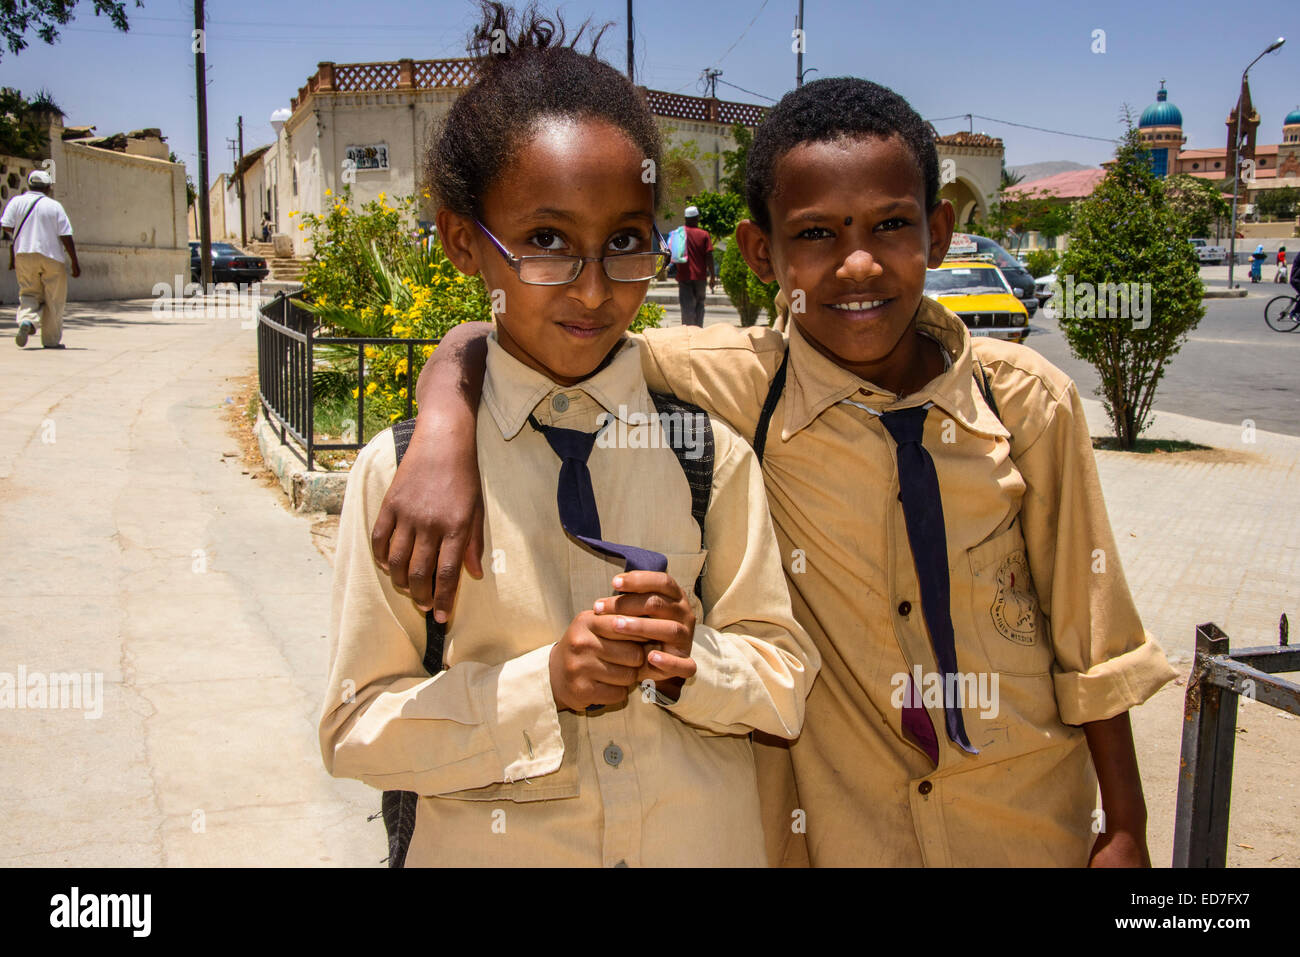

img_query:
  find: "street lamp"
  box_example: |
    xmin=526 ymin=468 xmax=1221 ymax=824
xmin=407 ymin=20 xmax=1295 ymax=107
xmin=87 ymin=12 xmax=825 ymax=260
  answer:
xmin=1228 ymin=37 xmax=1285 ymax=289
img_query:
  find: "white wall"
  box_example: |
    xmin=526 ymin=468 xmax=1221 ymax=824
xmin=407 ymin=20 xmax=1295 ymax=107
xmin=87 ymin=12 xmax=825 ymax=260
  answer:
xmin=0 ymin=117 xmax=188 ymax=302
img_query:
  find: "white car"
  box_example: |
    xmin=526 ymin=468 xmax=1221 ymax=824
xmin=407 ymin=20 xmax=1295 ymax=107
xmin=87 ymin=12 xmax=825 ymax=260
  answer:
xmin=1188 ymin=239 xmax=1227 ymax=266
xmin=1034 ymin=272 xmax=1057 ymax=304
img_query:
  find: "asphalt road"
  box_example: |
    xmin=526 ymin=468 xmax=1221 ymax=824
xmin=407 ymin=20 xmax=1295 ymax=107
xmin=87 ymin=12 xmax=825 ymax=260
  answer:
xmin=1023 ymin=283 xmax=1300 ymax=437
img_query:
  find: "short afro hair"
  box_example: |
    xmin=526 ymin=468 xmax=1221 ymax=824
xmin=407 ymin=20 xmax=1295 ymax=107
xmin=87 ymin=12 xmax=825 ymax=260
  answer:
xmin=427 ymin=1 xmax=662 ymax=219
xmin=745 ymin=77 xmax=940 ymax=233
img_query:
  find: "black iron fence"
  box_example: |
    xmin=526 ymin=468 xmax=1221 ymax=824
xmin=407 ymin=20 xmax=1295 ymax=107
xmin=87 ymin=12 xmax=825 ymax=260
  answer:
xmin=1173 ymin=617 xmax=1297 ymax=867
xmin=257 ymin=290 xmax=440 ymax=470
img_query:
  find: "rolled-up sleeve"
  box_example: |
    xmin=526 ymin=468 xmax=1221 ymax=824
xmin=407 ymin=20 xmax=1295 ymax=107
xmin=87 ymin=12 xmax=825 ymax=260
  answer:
xmin=1016 ymin=381 xmax=1177 ymax=726
xmin=318 ymin=432 xmax=565 ymax=794
xmin=661 ymin=420 xmax=820 ymax=737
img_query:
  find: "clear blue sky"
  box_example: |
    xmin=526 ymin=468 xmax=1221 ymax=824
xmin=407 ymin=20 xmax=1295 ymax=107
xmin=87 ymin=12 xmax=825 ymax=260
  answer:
xmin=1 ymin=0 xmax=1295 ymax=189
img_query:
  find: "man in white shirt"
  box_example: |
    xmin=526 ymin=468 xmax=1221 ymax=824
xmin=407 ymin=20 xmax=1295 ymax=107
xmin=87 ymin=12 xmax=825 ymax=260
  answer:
xmin=2 ymin=169 xmax=80 ymax=349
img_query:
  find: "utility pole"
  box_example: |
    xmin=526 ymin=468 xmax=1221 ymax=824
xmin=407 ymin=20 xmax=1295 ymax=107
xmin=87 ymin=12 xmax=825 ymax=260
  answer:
xmin=795 ymin=0 xmax=804 ymax=88
xmin=194 ymin=0 xmax=212 ymax=289
xmin=236 ymin=115 xmax=247 ymax=247
xmin=703 ymin=68 xmax=721 ymax=99
xmin=626 ymin=0 xmax=634 ymax=83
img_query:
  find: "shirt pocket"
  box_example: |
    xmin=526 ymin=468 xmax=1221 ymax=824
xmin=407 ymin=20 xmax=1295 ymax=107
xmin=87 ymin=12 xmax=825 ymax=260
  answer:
xmin=435 ymin=711 xmax=583 ymax=804
xmin=965 ymin=517 xmax=1053 ymax=677
xmin=663 ymin=549 xmax=709 ymax=618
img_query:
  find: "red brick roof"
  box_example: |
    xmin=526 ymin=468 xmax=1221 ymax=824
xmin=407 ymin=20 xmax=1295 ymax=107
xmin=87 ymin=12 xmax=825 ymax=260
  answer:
xmin=933 ymin=131 xmax=1003 ymax=149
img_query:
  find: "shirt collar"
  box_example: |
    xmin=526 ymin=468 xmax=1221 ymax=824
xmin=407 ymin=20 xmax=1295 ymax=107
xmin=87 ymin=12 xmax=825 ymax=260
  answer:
xmin=782 ymin=295 xmax=1008 ymax=442
xmin=483 ymin=330 xmax=655 ymax=440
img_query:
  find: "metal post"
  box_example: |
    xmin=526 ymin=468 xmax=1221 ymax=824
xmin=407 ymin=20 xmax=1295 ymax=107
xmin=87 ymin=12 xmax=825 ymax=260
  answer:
xmin=1172 ymin=623 xmax=1239 ymax=867
xmin=1228 ymin=85 xmax=1243 ymax=289
xmin=194 ymin=0 xmax=212 ymax=290
xmin=626 ymin=0 xmax=634 ymax=83
xmin=795 ymin=0 xmax=804 ymax=88
xmin=237 ymin=115 xmax=247 ymax=248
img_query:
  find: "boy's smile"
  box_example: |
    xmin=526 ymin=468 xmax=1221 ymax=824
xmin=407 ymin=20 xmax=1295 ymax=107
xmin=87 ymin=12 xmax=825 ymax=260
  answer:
xmin=736 ymin=133 xmax=955 ymax=396
xmin=437 ymin=117 xmax=658 ymax=386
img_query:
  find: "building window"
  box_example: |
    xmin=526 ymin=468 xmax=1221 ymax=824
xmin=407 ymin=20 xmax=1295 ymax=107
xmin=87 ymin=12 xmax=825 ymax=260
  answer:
xmin=1192 ymin=162 xmax=1199 ymax=169
xmin=292 ymin=162 xmax=298 ymax=196
xmin=1150 ymin=150 xmax=1168 ymax=177
xmin=1214 ymin=161 xmax=1221 ymax=169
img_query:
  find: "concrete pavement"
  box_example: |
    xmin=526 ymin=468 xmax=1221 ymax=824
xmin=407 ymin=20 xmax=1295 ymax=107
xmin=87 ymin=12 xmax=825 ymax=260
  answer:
xmin=0 ymin=297 xmax=379 ymax=866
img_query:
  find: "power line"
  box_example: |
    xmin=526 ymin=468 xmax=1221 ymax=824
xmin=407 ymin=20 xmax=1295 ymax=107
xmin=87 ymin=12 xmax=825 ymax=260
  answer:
xmin=710 ymin=0 xmax=771 ymax=69
xmin=928 ymin=112 xmax=1119 ymax=143
xmin=716 ymin=78 xmax=776 ymax=102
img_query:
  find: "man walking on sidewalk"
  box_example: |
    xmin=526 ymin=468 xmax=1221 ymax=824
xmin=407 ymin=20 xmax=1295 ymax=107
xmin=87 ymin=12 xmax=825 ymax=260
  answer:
xmin=674 ymin=205 xmax=716 ymax=327
xmin=2 ymin=169 xmax=80 ymax=349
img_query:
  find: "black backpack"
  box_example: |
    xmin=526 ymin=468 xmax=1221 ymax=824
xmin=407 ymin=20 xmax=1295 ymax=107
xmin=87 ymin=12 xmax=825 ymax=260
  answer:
xmin=372 ymin=392 xmax=715 ymax=867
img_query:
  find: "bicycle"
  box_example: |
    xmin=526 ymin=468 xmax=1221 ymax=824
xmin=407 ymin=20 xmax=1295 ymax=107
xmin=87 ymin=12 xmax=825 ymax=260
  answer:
xmin=1265 ymin=292 xmax=1300 ymax=332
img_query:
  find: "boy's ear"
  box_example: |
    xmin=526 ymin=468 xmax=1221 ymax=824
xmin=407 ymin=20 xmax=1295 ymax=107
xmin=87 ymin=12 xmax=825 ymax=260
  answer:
xmin=434 ymin=208 xmax=482 ymax=276
xmin=926 ymin=199 xmax=956 ymax=269
xmin=735 ymin=219 xmax=777 ymax=284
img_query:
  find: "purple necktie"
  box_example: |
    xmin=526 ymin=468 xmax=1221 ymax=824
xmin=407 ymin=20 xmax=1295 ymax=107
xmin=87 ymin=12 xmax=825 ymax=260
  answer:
xmin=528 ymin=413 xmax=668 ymax=574
xmin=880 ymin=405 xmax=977 ymax=763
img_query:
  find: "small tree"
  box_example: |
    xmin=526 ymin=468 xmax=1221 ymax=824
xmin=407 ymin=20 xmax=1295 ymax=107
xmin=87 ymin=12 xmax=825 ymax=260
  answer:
xmin=1164 ymin=173 xmax=1231 ymax=237
xmin=685 ymin=190 xmax=744 ymax=239
xmin=1055 ymin=122 xmax=1204 ymax=449
xmin=719 ymin=122 xmax=752 ymax=197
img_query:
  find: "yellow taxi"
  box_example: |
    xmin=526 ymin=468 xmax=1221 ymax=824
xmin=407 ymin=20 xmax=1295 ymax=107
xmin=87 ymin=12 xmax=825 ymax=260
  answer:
xmin=924 ymin=239 xmax=1030 ymax=343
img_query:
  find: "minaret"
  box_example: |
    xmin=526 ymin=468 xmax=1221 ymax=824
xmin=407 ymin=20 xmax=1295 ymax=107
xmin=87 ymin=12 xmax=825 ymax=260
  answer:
xmin=1226 ymin=77 xmax=1261 ymax=183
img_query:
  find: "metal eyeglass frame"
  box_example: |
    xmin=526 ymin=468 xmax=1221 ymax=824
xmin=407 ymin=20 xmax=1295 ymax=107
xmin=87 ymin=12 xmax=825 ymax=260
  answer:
xmin=474 ymin=218 xmax=670 ymax=285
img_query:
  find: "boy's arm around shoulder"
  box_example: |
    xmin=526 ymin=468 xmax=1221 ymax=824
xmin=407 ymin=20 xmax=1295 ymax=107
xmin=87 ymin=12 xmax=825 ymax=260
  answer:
xmin=635 ymin=324 xmax=786 ymax=439
xmin=320 ymin=431 xmax=565 ymax=795
xmin=974 ymin=339 xmax=1177 ymax=725
xmin=656 ymin=415 xmax=820 ymax=738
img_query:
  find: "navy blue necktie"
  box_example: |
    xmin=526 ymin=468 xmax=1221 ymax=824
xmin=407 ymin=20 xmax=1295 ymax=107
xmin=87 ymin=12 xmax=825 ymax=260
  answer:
xmin=880 ymin=405 xmax=977 ymax=761
xmin=528 ymin=414 xmax=668 ymax=574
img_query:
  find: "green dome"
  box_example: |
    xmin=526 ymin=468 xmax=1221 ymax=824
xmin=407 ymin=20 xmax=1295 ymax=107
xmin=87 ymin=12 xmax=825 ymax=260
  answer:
xmin=1140 ymin=85 xmax=1182 ymax=128
xmin=1286 ymin=107 xmax=1300 ymax=126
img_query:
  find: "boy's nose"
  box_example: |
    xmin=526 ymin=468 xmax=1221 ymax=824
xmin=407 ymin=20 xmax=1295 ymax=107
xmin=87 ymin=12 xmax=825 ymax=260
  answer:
xmin=837 ymin=248 xmax=882 ymax=282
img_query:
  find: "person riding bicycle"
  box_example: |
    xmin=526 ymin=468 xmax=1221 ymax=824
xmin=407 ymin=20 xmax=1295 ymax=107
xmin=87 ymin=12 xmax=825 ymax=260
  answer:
xmin=1291 ymin=250 xmax=1300 ymax=314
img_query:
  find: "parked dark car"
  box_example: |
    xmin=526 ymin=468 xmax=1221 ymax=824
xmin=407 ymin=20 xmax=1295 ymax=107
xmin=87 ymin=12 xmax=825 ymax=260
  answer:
xmin=189 ymin=242 xmax=269 ymax=284
xmin=952 ymin=233 xmax=1038 ymax=318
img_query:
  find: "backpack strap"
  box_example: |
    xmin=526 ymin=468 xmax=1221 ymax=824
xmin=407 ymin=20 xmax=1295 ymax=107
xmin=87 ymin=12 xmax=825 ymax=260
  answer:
xmin=649 ymin=392 xmax=714 ymax=600
xmin=381 ymin=419 xmax=446 ymax=868
xmin=752 ymin=348 xmax=790 ymax=467
xmin=972 ymin=354 xmax=1008 ymax=443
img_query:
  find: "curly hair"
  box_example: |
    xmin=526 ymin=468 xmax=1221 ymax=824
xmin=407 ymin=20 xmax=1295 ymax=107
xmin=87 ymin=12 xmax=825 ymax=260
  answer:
xmin=745 ymin=77 xmax=940 ymax=233
xmin=427 ymin=1 xmax=662 ymax=219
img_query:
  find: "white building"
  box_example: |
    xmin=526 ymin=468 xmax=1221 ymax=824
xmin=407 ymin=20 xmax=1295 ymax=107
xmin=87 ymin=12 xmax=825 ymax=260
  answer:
xmin=236 ymin=58 xmax=1003 ymax=256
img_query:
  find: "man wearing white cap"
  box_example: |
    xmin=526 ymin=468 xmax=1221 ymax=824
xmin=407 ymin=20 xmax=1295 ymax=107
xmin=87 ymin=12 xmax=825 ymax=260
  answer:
xmin=2 ymin=169 xmax=80 ymax=349
xmin=672 ymin=204 xmax=715 ymax=327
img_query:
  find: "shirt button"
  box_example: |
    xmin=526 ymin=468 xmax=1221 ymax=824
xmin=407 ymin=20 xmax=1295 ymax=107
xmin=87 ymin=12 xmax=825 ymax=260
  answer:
xmin=898 ymin=600 xmax=912 ymax=616
xmin=551 ymin=393 xmax=570 ymax=413
xmin=603 ymin=743 xmax=623 ymax=767
xmin=918 ymin=780 xmax=933 ymax=796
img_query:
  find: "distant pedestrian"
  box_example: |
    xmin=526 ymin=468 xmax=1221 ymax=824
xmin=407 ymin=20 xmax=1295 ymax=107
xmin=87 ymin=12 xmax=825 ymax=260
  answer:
xmin=672 ymin=205 xmax=716 ymax=327
xmin=1276 ymin=246 xmax=1287 ymax=283
xmin=260 ymin=212 xmax=272 ymax=243
xmin=2 ymin=169 xmax=79 ymax=349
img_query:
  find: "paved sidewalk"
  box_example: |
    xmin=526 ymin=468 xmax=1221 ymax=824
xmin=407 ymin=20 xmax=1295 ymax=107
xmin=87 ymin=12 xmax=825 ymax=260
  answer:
xmin=0 ymin=298 xmax=379 ymax=866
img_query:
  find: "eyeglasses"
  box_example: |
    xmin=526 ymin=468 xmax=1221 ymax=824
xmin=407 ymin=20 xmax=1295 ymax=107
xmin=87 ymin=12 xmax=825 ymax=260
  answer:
xmin=475 ymin=219 xmax=670 ymax=285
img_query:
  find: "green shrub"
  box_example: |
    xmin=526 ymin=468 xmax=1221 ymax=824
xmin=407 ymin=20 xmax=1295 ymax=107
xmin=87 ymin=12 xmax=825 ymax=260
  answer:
xmin=1055 ymin=124 xmax=1204 ymax=449
xmin=719 ymin=235 xmax=778 ymax=327
xmin=1024 ymin=249 xmax=1059 ymax=278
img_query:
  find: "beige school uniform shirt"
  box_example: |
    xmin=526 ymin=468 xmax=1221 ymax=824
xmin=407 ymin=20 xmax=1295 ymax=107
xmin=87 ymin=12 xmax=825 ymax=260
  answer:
xmin=320 ymin=333 xmax=818 ymax=867
xmin=638 ymin=296 xmax=1177 ymax=867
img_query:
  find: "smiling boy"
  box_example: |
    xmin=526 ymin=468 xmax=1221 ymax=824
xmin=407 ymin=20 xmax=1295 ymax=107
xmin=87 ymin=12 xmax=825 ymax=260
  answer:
xmin=376 ymin=77 xmax=1175 ymax=867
